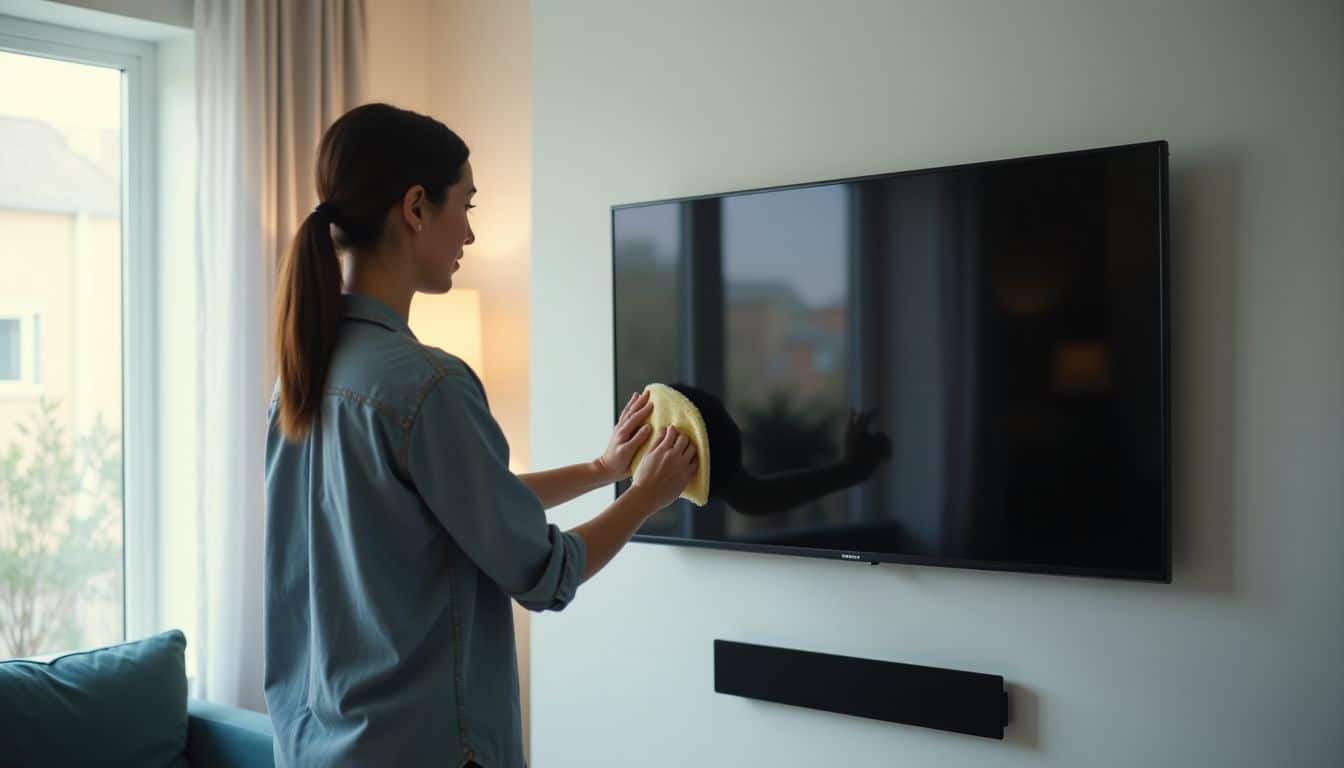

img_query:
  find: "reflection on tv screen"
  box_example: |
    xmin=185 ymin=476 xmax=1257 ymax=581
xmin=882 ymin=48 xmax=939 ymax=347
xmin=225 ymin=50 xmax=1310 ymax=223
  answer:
xmin=613 ymin=142 xmax=1169 ymax=581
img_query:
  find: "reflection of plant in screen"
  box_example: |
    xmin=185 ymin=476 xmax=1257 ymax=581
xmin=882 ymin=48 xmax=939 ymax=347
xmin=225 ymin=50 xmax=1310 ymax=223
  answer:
xmin=739 ymin=389 xmax=842 ymax=474
xmin=0 ymin=399 xmax=121 ymax=658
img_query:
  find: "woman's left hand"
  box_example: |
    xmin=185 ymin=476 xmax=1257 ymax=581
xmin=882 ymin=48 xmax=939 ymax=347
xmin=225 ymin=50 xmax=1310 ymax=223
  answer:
xmin=596 ymin=390 xmax=655 ymax=482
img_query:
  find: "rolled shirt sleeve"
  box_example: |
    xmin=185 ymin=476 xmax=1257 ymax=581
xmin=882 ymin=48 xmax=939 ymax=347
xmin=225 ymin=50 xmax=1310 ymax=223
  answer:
xmin=406 ymin=370 xmax=585 ymax=611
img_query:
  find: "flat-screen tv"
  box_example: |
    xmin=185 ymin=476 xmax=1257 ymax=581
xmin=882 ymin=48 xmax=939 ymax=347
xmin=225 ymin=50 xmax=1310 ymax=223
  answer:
xmin=612 ymin=141 xmax=1170 ymax=582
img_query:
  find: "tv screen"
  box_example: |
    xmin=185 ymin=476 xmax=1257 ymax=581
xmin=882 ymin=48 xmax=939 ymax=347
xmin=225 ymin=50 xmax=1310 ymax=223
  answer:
xmin=612 ymin=141 xmax=1170 ymax=582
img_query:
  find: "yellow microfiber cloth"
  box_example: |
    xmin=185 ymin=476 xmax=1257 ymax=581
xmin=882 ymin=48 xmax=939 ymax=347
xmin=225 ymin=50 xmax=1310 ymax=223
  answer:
xmin=628 ymin=383 xmax=712 ymax=506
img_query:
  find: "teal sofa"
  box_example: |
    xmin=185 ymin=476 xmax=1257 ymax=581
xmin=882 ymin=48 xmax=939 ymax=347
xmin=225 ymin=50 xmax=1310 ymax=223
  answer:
xmin=186 ymin=698 xmax=274 ymax=767
xmin=0 ymin=630 xmax=274 ymax=767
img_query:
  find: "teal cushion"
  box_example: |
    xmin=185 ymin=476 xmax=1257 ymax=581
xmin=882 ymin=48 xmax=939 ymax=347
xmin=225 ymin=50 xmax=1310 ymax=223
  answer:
xmin=0 ymin=629 xmax=189 ymax=767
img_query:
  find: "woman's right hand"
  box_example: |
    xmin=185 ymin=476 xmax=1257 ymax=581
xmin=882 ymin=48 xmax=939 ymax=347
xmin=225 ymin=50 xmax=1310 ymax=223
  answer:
xmin=631 ymin=425 xmax=698 ymax=511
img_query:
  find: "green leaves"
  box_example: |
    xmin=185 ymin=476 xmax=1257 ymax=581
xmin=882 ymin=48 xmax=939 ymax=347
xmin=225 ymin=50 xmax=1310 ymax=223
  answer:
xmin=0 ymin=398 xmax=122 ymax=658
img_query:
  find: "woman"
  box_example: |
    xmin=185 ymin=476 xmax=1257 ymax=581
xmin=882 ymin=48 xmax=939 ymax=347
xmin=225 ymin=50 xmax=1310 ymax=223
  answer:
xmin=265 ymin=103 xmax=696 ymax=767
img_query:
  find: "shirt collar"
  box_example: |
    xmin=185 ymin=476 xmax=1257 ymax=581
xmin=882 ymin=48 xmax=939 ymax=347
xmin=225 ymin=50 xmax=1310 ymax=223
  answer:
xmin=341 ymin=292 xmax=416 ymax=339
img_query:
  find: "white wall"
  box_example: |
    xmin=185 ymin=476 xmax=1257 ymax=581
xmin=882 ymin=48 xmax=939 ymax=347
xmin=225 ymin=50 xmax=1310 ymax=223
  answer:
xmin=530 ymin=1 xmax=1344 ymax=766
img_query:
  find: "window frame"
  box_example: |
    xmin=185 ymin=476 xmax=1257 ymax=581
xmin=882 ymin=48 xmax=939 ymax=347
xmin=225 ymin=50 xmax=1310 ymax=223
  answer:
xmin=0 ymin=15 xmax=161 ymax=644
xmin=0 ymin=301 xmax=42 ymax=396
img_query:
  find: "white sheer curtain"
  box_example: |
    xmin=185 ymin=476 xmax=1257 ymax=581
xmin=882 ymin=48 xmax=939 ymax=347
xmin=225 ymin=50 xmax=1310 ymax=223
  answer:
xmin=193 ymin=0 xmax=365 ymax=710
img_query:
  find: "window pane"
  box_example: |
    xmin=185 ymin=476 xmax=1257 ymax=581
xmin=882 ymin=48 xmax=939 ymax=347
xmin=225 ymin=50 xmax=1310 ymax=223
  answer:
xmin=0 ymin=50 xmax=123 ymax=659
xmin=0 ymin=318 xmax=18 ymax=380
xmin=721 ymin=186 xmax=850 ymax=535
xmin=612 ymin=202 xmax=682 ymax=536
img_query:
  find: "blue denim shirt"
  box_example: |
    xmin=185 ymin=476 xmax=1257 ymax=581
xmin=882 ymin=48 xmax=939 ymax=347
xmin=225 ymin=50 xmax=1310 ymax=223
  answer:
xmin=264 ymin=293 xmax=585 ymax=768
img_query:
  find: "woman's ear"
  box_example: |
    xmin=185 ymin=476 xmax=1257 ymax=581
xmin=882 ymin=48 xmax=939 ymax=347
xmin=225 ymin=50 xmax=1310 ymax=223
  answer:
xmin=401 ymin=185 xmax=426 ymax=231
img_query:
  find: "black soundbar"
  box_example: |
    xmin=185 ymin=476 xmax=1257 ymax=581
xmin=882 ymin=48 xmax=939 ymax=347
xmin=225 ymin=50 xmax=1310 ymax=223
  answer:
xmin=713 ymin=640 xmax=1008 ymax=739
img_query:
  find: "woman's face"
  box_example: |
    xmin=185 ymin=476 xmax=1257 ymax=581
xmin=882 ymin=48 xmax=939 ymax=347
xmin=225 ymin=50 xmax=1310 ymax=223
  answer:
xmin=413 ymin=161 xmax=476 ymax=293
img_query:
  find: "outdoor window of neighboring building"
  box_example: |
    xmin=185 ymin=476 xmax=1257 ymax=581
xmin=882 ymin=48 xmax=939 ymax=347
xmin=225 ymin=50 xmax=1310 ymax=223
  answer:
xmin=0 ymin=16 xmax=160 ymax=662
xmin=0 ymin=306 xmax=41 ymax=391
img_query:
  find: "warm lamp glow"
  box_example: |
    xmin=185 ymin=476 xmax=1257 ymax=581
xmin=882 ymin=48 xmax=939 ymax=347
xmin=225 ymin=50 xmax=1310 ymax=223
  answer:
xmin=1050 ymin=342 xmax=1112 ymax=393
xmin=410 ymin=289 xmax=484 ymax=375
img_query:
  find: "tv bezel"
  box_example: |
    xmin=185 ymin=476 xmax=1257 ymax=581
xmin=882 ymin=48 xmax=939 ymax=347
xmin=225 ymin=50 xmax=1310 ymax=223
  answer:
xmin=610 ymin=140 xmax=1172 ymax=583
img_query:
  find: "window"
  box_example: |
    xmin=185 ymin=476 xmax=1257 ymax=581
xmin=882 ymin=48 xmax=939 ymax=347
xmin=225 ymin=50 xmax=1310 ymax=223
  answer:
xmin=0 ymin=306 xmax=41 ymax=391
xmin=0 ymin=318 xmax=16 ymax=379
xmin=0 ymin=17 xmax=159 ymax=660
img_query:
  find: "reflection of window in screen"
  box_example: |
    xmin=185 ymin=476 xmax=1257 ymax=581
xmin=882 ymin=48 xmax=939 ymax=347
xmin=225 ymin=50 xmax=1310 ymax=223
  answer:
xmin=613 ymin=203 xmax=687 ymax=536
xmin=614 ymin=203 xmax=682 ymax=400
xmin=722 ymin=186 xmax=849 ymax=530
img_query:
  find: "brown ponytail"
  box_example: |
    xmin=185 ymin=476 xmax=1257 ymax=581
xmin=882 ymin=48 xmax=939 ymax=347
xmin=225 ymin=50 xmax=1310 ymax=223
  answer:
xmin=273 ymin=103 xmax=469 ymax=440
xmin=274 ymin=210 xmax=343 ymax=440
